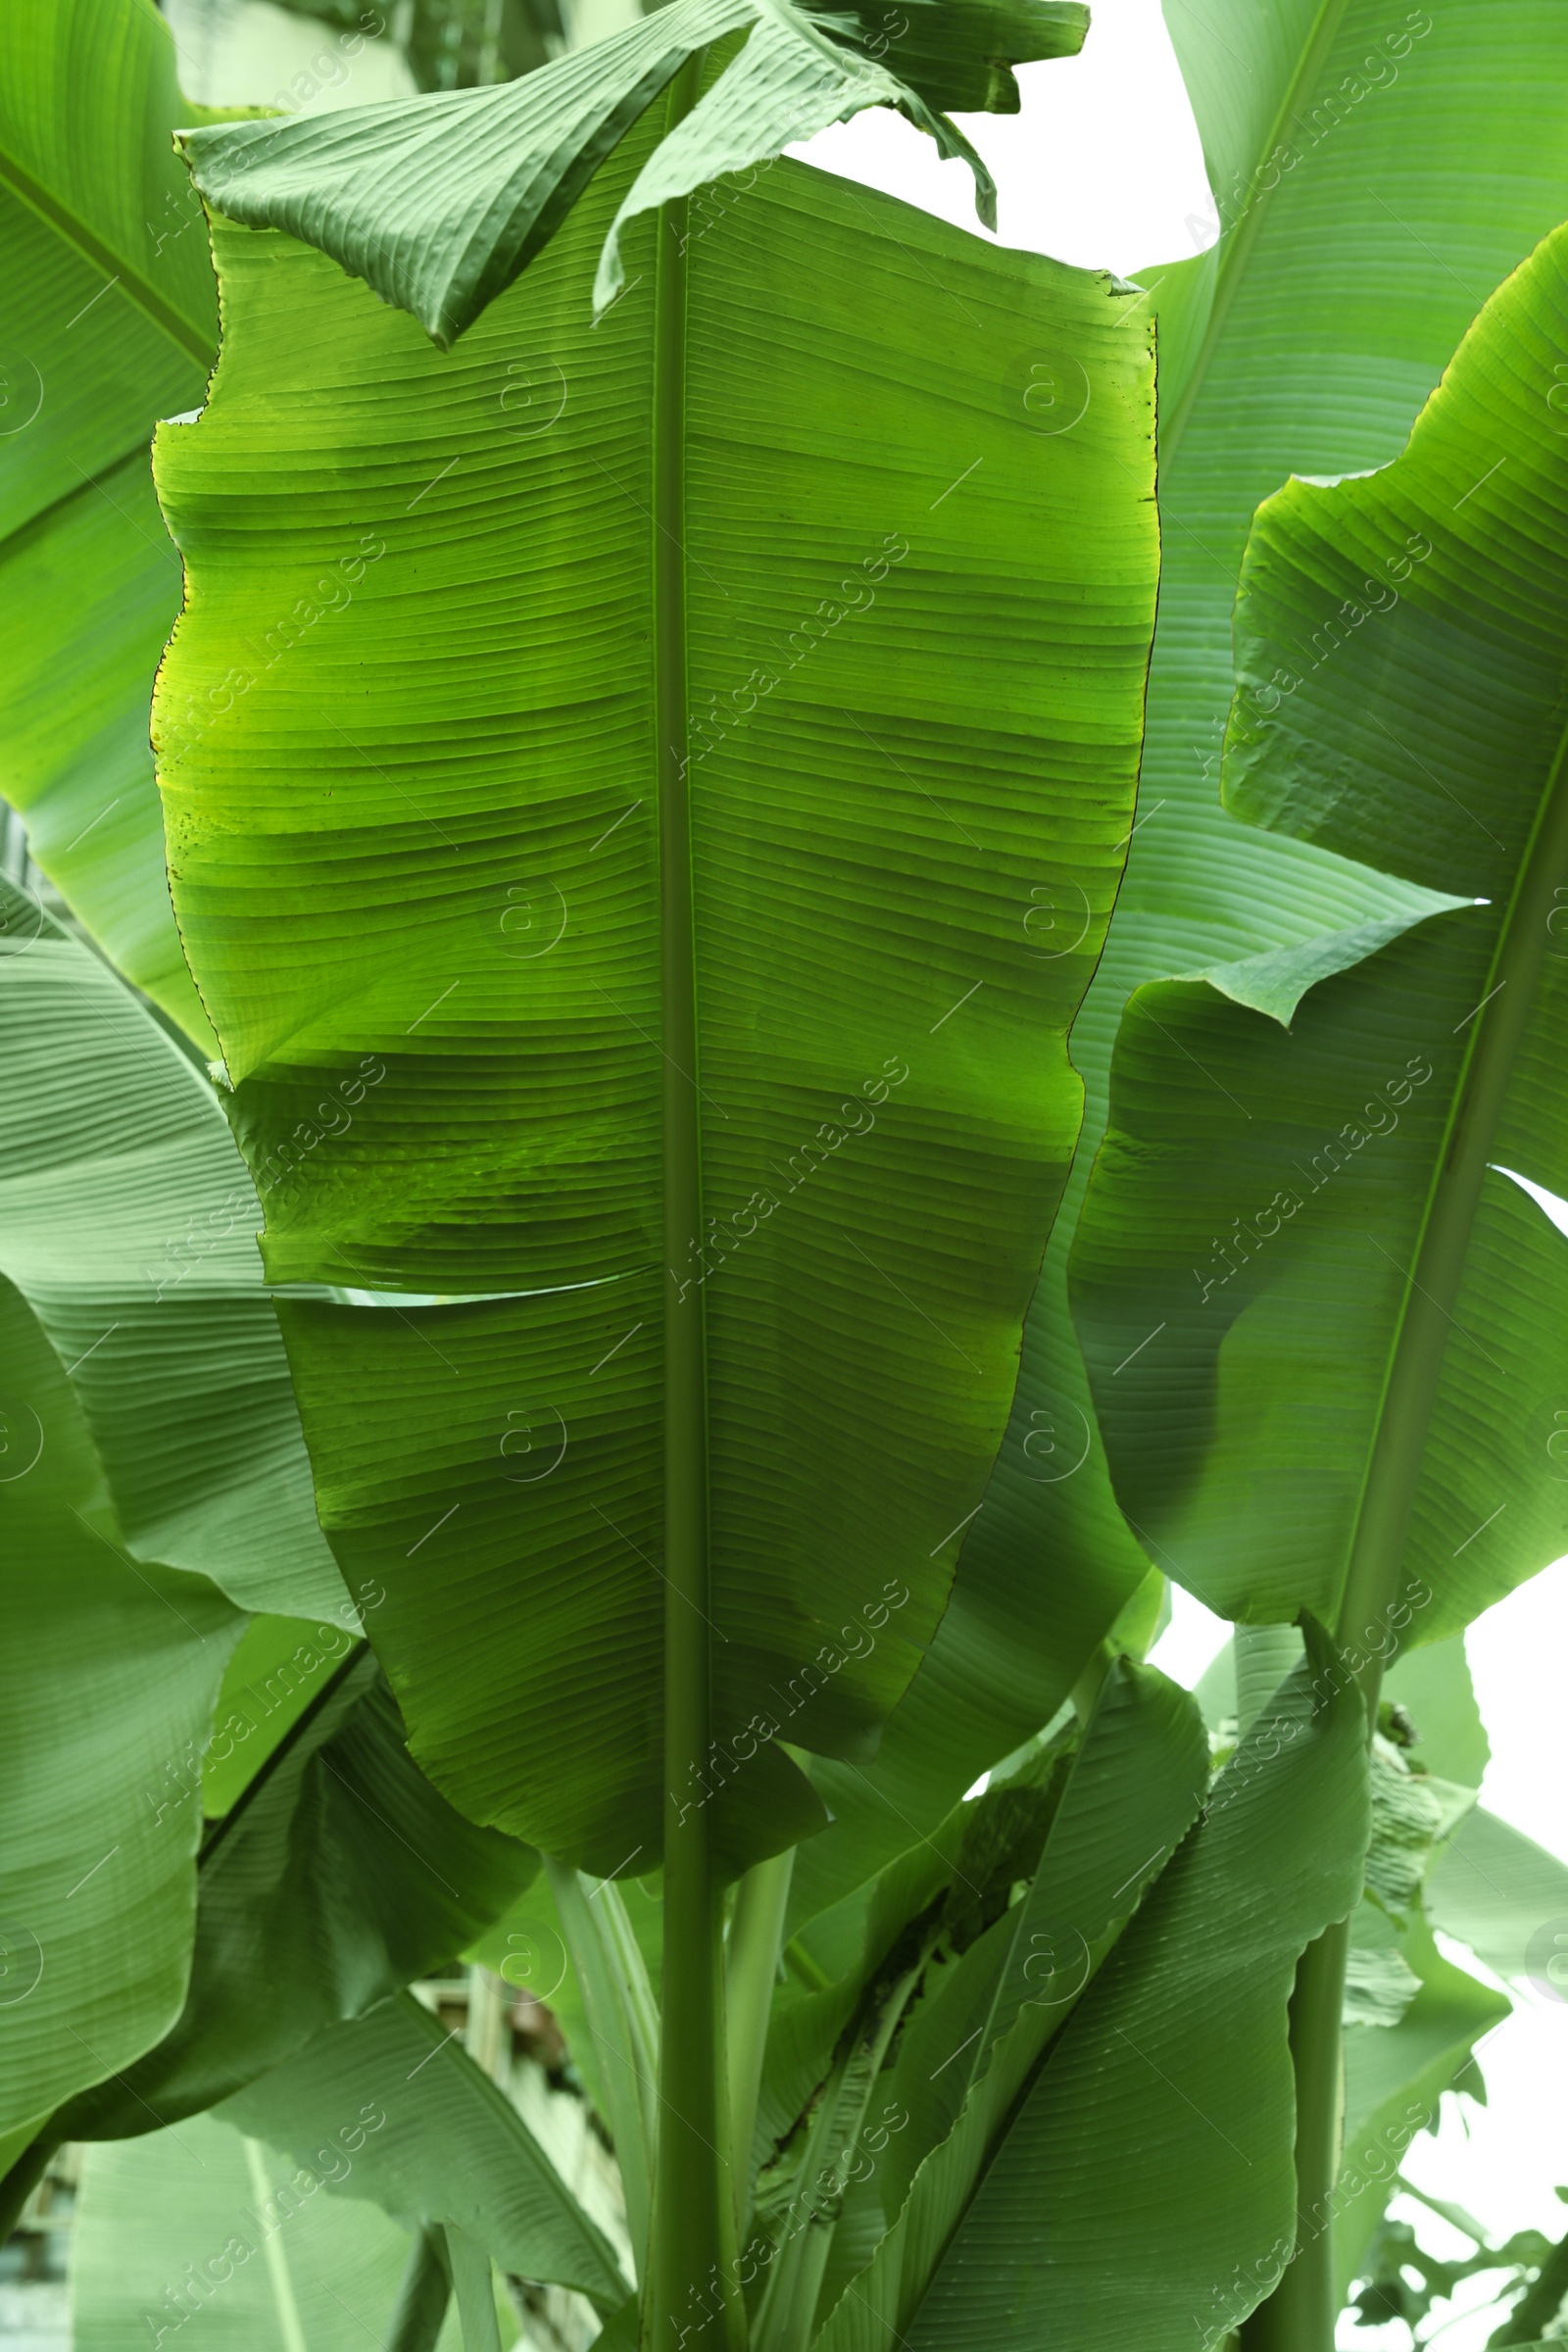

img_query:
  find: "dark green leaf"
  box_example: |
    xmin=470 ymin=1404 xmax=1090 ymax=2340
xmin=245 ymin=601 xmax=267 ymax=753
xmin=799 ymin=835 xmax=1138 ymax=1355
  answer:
xmin=220 ymin=1991 xmax=629 ymax=2308
xmin=54 ymin=1656 xmax=536 ymax=2138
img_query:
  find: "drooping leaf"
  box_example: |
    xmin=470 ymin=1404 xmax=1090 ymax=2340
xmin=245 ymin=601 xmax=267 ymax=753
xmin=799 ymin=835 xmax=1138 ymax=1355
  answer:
xmin=175 ymin=0 xmax=1086 ymax=346
xmin=860 ymin=1659 xmax=1209 ymax=2235
xmin=817 ymin=1638 xmax=1369 ymax=2351
xmin=1426 ymin=1805 xmax=1568 ymax=1988
xmin=149 ymin=115 xmax=1159 ymax=1876
xmin=73 ymin=2111 xmax=465 ymax=2352
xmin=201 ymin=1610 xmax=371 ymax=1816
xmin=220 ymin=1990 xmax=630 ymax=2311
xmin=1334 ymin=1907 xmax=1510 ymax=2302
xmin=51 ymin=1653 xmax=536 ymax=2143
xmin=1071 ymin=223 xmax=1568 ymax=1649
xmin=0 ymin=0 xmax=218 ymax=1041
xmin=1384 ymin=1633 xmax=1490 ymax=1789
xmin=962 ymin=0 xmax=1568 ymax=1696
xmin=0 ymin=877 xmax=344 ymax=1618
xmin=0 ymin=1278 xmax=240 ymax=2140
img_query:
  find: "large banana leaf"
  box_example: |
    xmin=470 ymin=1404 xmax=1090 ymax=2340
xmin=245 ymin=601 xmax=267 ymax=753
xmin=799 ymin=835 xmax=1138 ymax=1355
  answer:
xmin=765 ymin=0 xmax=1568 ymax=1932
xmin=1071 ymin=222 xmax=1568 ymax=1649
xmin=945 ymin=0 xmax=1568 ymax=1686
xmin=0 ymin=0 xmax=218 ymax=1044
xmin=0 ymin=876 xmax=342 ymax=1617
xmin=220 ymin=1990 xmax=629 ymax=2310
xmin=0 ymin=1277 xmax=240 ymax=2141
xmin=170 ymin=0 xmax=1159 ymax=1941
xmin=73 ymin=2112 xmax=466 ymax=2352
xmin=149 ymin=107 xmax=1159 ymax=1875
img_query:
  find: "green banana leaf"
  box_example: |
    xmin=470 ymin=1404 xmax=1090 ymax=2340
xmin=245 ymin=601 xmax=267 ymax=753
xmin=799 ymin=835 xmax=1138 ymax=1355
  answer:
xmin=49 ymin=1652 xmax=536 ymax=2145
xmin=149 ymin=105 xmax=1159 ymax=1874
xmin=174 ymin=0 xmax=1088 ymax=346
xmin=819 ymin=1662 xmax=1209 ymax=2282
xmin=1335 ymin=1907 xmax=1509 ymax=2302
xmin=0 ymin=1277 xmax=240 ymax=2139
xmin=1385 ymin=1633 xmax=1491 ymax=1790
xmin=73 ymin=2111 xmax=466 ymax=2352
xmin=1070 ymin=222 xmax=1568 ymax=1647
xmin=950 ymin=0 xmax=1568 ymax=1684
xmin=0 ymin=0 xmax=218 ymax=1044
xmin=1427 ymin=1805 xmax=1568 ymax=1987
xmin=220 ymin=1990 xmax=629 ymax=2310
xmin=0 ymin=876 xmax=343 ymax=1618
xmin=816 ymin=1637 xmax=1369 ymax=2351
xmin=778 ymin=0 xmax=1568 ymax=1932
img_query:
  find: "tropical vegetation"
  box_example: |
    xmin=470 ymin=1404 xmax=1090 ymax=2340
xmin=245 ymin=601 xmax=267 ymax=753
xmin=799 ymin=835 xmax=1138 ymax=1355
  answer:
xmin=2 ymin=1 xmax=1568 ymax=2348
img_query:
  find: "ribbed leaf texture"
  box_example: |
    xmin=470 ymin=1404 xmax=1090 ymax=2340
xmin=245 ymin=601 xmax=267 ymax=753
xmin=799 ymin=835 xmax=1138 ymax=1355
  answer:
xmin=151 ymin=119 xmax=1158 ymax=1874
xmin=0 ymin=0 xmax=217 ymax=1042
xmin=1072 ymin=223 xmax=1568 ymax=1644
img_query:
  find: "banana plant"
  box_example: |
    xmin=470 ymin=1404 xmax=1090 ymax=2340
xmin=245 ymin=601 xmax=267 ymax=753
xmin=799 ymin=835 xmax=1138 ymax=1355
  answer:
xmin=149 ymin=18 xmax=1161 ymax=2328
xmin=0 ymin=0 xmax=226 ymax=1046
xmin=1071 ymin=221 xmax=1568 ymax=2348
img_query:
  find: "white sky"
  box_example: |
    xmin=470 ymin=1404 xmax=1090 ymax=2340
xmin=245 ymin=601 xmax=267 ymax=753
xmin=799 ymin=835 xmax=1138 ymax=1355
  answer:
xmin=157 ymin=4 xmax=1568 ymax=2336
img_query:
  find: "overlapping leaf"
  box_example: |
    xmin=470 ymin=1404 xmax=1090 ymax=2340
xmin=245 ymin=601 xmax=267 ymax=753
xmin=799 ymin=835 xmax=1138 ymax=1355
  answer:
xmin=0 ymin=1279 xmax=240 ymax=2142
xmin=1071 ymin=223 xmax=1568 ymax=1646
xmin=176 ymin=0 xmax=1088 ymax=345
xmin=818 ymin=1640 xmax=1369 ymax=2351
xmin=0 ymin=878 xmax=342 ymax=1617
xmin=151 ymin=109 xmax=1158 ymax=1874
xmin=220 ymin=1991 xmax=629 ymax=2310
xmin=0 ymin=0 xmax=217 ymax=1042
xmin=937 ymin=0 xmax=1568 ymax=1721
xmin=74 ymin=2112 xmax=466 ymax=2352
xmin=46 ymin=1653 xmax=534 ymax=2152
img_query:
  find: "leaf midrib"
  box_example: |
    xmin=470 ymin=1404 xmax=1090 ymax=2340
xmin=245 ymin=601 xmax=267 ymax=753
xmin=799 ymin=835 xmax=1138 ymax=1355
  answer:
xmin=1335 ymin=701 xmax=1568 ymax=1685
xmin=0 ymin=144 xmax=213 ymax=368
xmin=1159 ymin=0 xmax=1353 ymax=468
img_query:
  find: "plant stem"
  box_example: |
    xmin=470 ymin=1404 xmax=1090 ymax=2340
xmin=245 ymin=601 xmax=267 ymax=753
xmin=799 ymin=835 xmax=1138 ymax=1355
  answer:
xmin=387 ymin=2226 xmax=452 ymax=2352
xmin=726 ymin=1847 xmax=796 ymax=2235
xmin=649 ymin=51 xmax=742 ymax=2352
xmin=1237 ymin=1921 xmax=1348 ymax=2352
xmin=547 ymin=1857 xmax=658 ymax=2277
xmin=1246 ymin=724 xmax=1568 ymax=2352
